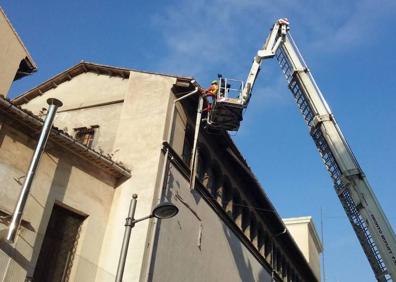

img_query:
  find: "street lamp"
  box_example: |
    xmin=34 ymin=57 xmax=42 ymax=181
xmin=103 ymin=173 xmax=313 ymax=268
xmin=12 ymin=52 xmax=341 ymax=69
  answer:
xmin=152 ymin=203 xmax=179 ymax=219
xmin=115 ymin=194 xmax=178 ymax=282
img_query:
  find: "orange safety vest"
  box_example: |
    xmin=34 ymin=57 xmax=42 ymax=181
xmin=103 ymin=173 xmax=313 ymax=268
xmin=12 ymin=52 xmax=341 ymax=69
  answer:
xmin=206 ymin=84 xmax=219 ymax=96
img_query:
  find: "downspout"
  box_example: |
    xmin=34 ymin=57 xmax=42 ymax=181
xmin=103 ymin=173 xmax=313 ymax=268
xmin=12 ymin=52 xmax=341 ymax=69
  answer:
xmin=5 ymin=98 xmax=62 ymax=243
xmin=158 ymin=80 xmax=199 ymax=195
xmin=189 ymin=95 xmax=204 ymax=189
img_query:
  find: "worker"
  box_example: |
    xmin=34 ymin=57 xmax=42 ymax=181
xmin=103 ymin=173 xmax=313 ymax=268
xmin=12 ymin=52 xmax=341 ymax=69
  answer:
xmin=202 ymin=80 xmax=219 ymax=112
xmin=205 ymin=80 xmax=219 ymax=97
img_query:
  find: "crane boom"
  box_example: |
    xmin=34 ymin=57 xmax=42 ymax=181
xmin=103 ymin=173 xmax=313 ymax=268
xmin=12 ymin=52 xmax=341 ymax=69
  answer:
xmin=244 ymin=19 xmax=396 ymax=281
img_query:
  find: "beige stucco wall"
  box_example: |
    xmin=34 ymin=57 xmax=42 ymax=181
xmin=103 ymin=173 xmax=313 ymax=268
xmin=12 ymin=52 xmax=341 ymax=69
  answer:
xmin=149 ymin=165 xmax=272 ymax=282
xmin=283 ymin=217 xmax=322 ymax=281
xmin=0 ymin=123 xmax=116 ymax=281
xmin=284 ymin=223 xmax=309 ymax=260
xmin=20 ymin=72 xmax=128 ymax=153
xmin=0 ymin=9 xmax=31 ymax=96
xmin=97 ymin=72 xmax=176 ymax=281
xmin=55 ymin=103 xmax=123 ymax=154
xmin=19 ymin=70 xmax=177 ymax=281
xmin=308 ymin=225 xmax=321 ymax=281
xmin=12 ymin=69 xmax=319 ymax=280
xmin=23 ymin=72 xmax=127 ymax=115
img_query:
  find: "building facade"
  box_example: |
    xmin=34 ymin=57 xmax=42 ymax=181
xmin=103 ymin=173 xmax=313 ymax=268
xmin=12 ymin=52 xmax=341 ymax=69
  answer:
xmin=0 ymin=60 xmax=321 ymax=281
xmin=283 ymin=217 xmax=323 ymax=281
xmin=0 ymin=7 xmax=36 ymax=96
xmin=0 ymin=95 xmax=130 ymax=281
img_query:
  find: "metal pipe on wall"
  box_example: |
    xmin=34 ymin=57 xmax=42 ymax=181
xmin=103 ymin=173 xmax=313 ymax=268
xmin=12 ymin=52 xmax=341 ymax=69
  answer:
xmin=6 ymin=98 xmax=63 ymax=243
xmin=115 ymin=194 xmax=138 ymax=282
xmin=189 ymin=95 xmax=204 ymax=189
xmin=158 ymin=83 xmax=199 ymax=195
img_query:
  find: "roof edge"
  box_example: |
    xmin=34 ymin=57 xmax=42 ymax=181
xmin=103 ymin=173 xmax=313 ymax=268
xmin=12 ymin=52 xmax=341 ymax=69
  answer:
xmin=0 ymin=7 xmax=37 ymax=71
xmin=0 ymin=95 xmax=131 ymax=180
xmin=283 ymin=216 xmax=323 ymax=252
xmin=13 ymin=61 xmax=193 ymax=105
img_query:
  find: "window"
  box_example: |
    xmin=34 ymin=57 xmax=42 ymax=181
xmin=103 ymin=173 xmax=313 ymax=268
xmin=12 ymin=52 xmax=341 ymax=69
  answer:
xmin=264 ymin=235 xmax=272 ymax=263
xmin=284 ymin=263 xmax=289 ymax=281
xmin=257 ymin=227 xmax=264 ymax=255
xmin=74 ymin=126 xmax=98 ymax=148
xmin=279 ymin=254 xmax=285 ymax=278
xmin=33 ymin=204 xmax=86 ymax=282
xmin=276 ymin=250 xmax=282 ymax=273
xmin=222 ymin=181 xmax=232 ymax=216
xmin=273 ymin=245 xmax=279 ymax=272
xmin=208 ymin=165 xmax=221 ymax=201
xmin=232 ymin=192 xmax=242 ymax=227
xmin=250 ymin=214 xmax=257 ymax=245
xmin=196 ymin=148 xmax=209 ymax=185
xmin=182 ymin=125 xmax=193 ymax=165
xmin=241 ymin=202 xmax=250 ymax=237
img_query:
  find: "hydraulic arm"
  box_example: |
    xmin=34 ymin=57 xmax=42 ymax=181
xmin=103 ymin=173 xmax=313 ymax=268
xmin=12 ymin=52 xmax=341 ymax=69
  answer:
xmin=205 ymin=19 xmax=289 ymax=132
xmin=245 ymin=19 xmax=396 ymax=281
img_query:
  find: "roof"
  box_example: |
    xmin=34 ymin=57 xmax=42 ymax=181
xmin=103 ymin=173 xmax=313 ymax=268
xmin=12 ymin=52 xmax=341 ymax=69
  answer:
xmin=0 ymin=7 xmax=37 ymax=79
xmin=13 ymin=61 xmax=192 ymax=105
xmin=0 ymin=95 xmax=131 ymax=181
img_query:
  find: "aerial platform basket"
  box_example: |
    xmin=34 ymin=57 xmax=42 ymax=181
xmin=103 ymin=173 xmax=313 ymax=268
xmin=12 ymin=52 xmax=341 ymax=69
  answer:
xmin=207 ymin=77 xmax=245 ymax=131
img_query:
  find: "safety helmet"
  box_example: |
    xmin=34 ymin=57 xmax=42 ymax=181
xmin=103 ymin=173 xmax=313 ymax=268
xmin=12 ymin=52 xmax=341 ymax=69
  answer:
xmin=211 ymin=80 xmax=218 ymax=84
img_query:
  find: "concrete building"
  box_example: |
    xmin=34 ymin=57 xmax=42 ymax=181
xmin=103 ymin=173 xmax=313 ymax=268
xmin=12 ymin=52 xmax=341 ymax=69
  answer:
xmin=283 ymin=217 xmax=323 ymax=281
xmin=0 ymin=60 xmax=322 ymax=281
xmin=0 ymin=95 xmax=130 ymax=281
xmin=0 ymin=7 xmax=37 ymax=96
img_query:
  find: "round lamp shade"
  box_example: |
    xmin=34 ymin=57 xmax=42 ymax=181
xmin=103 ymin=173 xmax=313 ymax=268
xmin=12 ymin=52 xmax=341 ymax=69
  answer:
xmin=152 ymin=203 xmax=179 ymax=219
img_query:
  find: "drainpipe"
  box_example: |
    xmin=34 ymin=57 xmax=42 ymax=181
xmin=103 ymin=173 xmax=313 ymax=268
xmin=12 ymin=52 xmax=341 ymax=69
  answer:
xmin=6 ymin=98 xmax=63 ymax=243
xmin=189 ymin=95 xmax=204 ymax=189
xmin=158 ymin=81 xmax=199 ymax=194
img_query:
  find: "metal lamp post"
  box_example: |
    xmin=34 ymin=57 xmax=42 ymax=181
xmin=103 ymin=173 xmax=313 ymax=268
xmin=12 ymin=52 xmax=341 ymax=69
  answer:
xmin=115 ymin=194 xmax=178 ymax=282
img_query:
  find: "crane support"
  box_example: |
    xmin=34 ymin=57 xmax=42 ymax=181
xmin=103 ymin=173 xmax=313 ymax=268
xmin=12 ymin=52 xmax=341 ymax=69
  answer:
xmin=252 ymin=19 xmax=396 ymax=281
xmin=241 ymin=18 xmax=289 ymax=106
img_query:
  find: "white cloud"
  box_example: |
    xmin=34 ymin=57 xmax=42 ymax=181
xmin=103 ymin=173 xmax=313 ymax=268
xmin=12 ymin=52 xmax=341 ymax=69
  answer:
xmin=149 ymin=0 xmax=396 ymax=106
xmin=295 ymin=0 xmax=396 ymax=52
xmin=150 ymin=0 xmax=280 ymax=79
xmin=152 ymin=0 xmax=396 ymax=67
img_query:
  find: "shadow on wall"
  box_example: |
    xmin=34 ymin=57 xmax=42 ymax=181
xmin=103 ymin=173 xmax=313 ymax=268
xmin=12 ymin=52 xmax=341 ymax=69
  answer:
xmin=27 ymin=158 xmax=72 ymax=278
xmin=153 ymin=162 xmax=271 ymax=282
xmin=0 ymin=127 xmax=6 ymax=148
xmin=0 ymin=157 xmax=72 ymax=280
xmin=0 ymin=241 xmax=30 ymax=272
xmin=222 ymin=223 xmax=272 ymax=282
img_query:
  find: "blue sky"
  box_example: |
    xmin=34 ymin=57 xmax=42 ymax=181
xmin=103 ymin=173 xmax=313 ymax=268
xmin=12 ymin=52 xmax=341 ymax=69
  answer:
xmin=2 ymin=1 xmax=396 ymax=281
